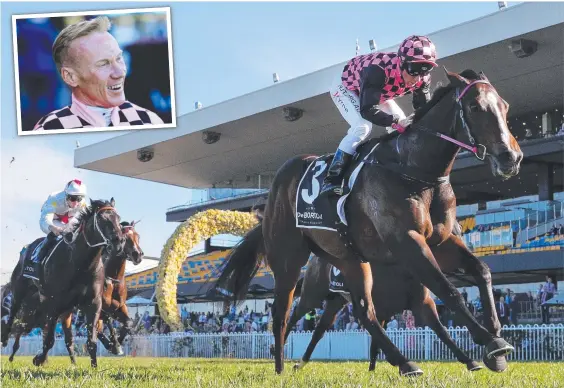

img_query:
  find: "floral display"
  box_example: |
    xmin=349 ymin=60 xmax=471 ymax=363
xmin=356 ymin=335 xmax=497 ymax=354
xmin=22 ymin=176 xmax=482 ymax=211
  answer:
xmin=156 ymin=209 xmax=259 ymax=331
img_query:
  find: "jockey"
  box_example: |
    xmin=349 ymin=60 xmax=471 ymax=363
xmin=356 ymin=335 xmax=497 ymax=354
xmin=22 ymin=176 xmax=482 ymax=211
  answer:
xmin=320 ymin=35 xmax=438 ymax=195
xmin=23 ymin=179 xmax=88 ymax=280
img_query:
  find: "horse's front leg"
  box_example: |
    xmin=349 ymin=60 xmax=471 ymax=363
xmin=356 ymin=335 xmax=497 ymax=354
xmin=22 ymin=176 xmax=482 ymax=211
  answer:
xmin=104 ymin=314 xmax=123 ymax=355
xmin=32 ymin=315 xmax=57 ymax=367
xmin=60 ymin=310 xmax=76 ymax=364
xmin=432 ymin=233 xmax=507 ymax=371
xmin=386 ymin=230 xmax=514 ymax=365
xmin=83 ymin=299 xmax=102 ymax=368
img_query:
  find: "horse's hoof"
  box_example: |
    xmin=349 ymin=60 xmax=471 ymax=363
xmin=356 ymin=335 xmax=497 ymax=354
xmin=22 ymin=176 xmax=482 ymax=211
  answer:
xmin=399 ymin=361 xmax=423 ymax=377
xmin=485 ymin=337 xmax=514 ymax=359
xmin=466 ymin=360 xmax=483 ymax=372
xmin=32 ymin=354 xmax=45 ymax=367
xmin=293 ymin=360 xmax=306 ymax=371
xmin=9 ymin=355 xmax=14 ymax=362
xmin=483 ymin=353 xmax=508 ymax=372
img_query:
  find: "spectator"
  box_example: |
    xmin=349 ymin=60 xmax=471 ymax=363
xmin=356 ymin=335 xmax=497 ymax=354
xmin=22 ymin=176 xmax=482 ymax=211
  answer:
xmin=345 ymin=316 xmax=359 ymax=330
xmin=496 ymin=296 xmax=510 ymax=326
xmin=386 ymin=316 xmax=398 ymax=330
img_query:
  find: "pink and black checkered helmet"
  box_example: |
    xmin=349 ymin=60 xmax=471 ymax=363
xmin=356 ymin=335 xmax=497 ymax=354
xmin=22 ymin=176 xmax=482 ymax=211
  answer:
xmin=397 ymin=35 xmax=438 ymax=67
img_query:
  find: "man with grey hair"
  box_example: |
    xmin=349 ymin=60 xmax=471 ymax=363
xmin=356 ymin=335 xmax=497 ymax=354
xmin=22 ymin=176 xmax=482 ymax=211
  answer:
xmin=32 ymin=16 xmax=164 ymax=131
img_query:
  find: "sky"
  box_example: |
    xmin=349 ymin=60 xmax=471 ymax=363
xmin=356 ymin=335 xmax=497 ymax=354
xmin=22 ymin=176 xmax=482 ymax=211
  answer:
xmin=0 ymin=1 xmax=523 ymax=284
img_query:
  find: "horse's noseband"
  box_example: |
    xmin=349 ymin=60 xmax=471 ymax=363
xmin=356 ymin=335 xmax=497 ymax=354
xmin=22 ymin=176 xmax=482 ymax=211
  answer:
xmin=417 ymin=80 xmax=491 ymax=161
xmin=81 ymin=206 xmax=121 ymax=249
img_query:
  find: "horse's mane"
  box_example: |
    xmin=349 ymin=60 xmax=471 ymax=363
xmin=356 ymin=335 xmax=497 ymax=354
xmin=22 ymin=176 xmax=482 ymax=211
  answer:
xmin=412 ymin=69 xmax=483 ymax=124
xmin=68 ymin=199 xmax=114 ymax=234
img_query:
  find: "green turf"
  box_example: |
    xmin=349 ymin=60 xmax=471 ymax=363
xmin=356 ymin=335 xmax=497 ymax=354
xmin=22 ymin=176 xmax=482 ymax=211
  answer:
xmin=1 ymin=356 xmax=563 ymax=387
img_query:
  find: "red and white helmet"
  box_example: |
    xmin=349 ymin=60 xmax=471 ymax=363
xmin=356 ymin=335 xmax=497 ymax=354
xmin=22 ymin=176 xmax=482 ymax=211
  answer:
xmin=397 ymin=35 xmax=438 ymax=68
xmin=65 ymin=179 xmax=87 ymax=197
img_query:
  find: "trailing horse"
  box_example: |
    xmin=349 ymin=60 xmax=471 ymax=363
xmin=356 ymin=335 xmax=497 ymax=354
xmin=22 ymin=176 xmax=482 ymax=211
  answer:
xmin=284 ymin=255 xmax=482 ymax=373
xmin=1 ymin=198 xmax=126 ymax=368
xmin=4 ymin=220 xmax=143 ymax=364
xmin=213 ymin=69 xmax=523 ymax=375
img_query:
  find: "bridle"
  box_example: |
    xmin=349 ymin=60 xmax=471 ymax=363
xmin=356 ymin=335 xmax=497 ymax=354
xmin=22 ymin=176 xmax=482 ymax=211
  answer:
xmin=418 ymin=80 xmax=492 ymax=161
xmin=65 ymin=206 xmax=121 ymax=249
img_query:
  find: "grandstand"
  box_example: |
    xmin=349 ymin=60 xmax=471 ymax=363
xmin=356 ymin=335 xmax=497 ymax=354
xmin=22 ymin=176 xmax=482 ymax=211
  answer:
xmin=74 ymin=3 xmax=564 ymax=305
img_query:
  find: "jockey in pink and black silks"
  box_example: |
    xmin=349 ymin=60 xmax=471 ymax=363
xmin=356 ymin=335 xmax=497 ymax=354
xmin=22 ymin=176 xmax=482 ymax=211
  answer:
xmin=321 ymin=35 xmax=438 ymax=196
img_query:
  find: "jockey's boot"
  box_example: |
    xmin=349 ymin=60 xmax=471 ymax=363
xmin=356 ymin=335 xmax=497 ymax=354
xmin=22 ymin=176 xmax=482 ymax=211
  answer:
xmin=320 ymin=148 xmax=353 ymax=196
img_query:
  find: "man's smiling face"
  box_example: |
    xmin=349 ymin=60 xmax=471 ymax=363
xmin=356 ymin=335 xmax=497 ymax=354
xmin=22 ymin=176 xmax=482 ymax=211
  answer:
xmin=67 ymin=31 xmax=127 ymax=107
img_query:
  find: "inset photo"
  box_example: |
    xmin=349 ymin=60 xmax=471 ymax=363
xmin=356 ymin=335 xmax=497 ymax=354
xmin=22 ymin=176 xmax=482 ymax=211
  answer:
xmin=12 ymin=7 xmax=176 ymax=135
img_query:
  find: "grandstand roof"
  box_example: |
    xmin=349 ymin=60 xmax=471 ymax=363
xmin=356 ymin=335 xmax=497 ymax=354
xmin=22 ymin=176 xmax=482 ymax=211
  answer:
xmin=75 ymin=2 xmax=564 ymax=195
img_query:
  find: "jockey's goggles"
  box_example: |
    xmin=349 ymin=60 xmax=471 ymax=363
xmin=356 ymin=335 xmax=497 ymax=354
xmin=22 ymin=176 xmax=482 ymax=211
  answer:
xmin=67 ymin=195 xmax=83 ymax=202
xmin=404 ymin=61 xmax=434 ymax=77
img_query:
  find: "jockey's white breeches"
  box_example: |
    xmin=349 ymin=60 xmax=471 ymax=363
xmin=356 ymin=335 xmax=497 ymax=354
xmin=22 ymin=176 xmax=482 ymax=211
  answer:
xmin=329 ymin=75 xmax=406 ymax=155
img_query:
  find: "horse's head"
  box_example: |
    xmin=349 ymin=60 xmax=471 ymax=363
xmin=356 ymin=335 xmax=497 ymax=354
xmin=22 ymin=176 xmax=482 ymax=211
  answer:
xmin=445 ymin=68 xmax=523 ymax=179
xmin=82 ymin=197 xmax=126 ymax=256
xmin=120 ymin=220 xmax=144 ymax=265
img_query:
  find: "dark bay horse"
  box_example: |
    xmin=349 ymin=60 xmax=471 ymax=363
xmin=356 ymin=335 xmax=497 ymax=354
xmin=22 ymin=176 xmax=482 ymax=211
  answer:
xmin=1 ymin=199 xmax=125 ymax=368
xmin=213 ymin=69 xmax=523 ymax=375
xmin=285 ymin=255 xmax=482 ymax=372
xmin=62 ymin=220 xmax=145 ymax=359
xmin=4 ymin=220 xmax=143 ymax=364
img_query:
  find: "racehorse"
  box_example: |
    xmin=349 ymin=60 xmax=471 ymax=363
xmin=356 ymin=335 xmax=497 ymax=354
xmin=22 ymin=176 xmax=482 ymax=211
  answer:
xmin=60 ymin=220 xmax=144 ymax=360
xmin=284 ymin=255 xmax=482 ymax=372
xmin=1 ymin=198 xmax=125 ymax=368
xmin=213 ymin=69 xmax=523 ymax=375
xmin=4 ymin=220 xmax=143 ymax=364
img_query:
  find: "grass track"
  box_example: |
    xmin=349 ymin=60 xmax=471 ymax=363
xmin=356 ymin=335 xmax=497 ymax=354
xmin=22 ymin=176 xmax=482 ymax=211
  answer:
xmin=1 ymin=356 xmax=563 ymax=387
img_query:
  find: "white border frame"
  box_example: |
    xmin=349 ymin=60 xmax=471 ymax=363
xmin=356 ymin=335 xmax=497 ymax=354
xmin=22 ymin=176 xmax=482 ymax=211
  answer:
xmin=12 ymin=6 xmax=176 ymax=136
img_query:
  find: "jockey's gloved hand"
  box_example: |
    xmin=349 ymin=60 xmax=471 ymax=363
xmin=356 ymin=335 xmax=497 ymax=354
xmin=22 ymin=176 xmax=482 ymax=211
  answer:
xmin=49 ymin=225 xmax=65 ymax=236
xmin=392 ymin=115 xmax=414 ymax=133
xmin=399 ymin=115 xmax=414 ymax=129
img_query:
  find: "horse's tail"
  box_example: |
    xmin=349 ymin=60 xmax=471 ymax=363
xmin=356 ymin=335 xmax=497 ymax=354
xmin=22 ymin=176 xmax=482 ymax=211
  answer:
xmin=213 ymin=223 xmax=265 ymax=305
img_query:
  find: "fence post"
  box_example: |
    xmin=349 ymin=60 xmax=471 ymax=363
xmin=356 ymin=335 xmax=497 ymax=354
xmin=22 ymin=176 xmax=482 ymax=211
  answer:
xmin=424 ymin=327 xmax=431 ymax=360
xmin=252 ymin=333 xmax=256 ymax=359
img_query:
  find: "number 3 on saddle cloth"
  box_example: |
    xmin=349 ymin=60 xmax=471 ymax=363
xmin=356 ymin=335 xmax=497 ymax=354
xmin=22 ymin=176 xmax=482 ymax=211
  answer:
xmin=295 ymin=151 xmax=374 ymax=246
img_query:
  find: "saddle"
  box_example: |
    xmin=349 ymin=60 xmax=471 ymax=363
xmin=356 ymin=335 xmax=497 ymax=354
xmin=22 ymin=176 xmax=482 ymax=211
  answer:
xmin=22 ymin=235 xmax=62 ymax=286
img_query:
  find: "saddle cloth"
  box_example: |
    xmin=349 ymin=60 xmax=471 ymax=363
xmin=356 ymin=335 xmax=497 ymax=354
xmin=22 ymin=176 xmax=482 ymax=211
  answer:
xmin=295 ymin=144 xmax=380 ymax=231
xmin=328 ymin=265 xmax=349 ymax=294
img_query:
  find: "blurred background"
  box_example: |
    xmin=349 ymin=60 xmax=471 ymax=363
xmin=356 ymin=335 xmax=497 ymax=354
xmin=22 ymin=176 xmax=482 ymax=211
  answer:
xmin=15 ymin=10 xmax=173 ymax=131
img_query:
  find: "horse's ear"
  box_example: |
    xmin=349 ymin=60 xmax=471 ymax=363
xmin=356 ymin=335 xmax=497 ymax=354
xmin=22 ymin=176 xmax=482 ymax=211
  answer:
xmin=444 ymin=66 xmax=470 ymax=87
xmin=478 ymin=71 xmax=489 ymax=82
xmin=110 ymin=197 xmax=115 ymax=207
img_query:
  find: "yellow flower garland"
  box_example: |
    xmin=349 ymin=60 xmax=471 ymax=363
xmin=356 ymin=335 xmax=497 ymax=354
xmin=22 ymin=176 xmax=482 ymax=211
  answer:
xmin=156 ymin=209 xmax=259 ymax=331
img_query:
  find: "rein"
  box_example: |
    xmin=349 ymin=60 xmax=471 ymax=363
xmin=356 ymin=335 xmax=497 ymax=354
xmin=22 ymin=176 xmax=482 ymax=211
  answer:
xmin=83 ymin=206 xmax=117 ymax=248
xmin=365 ymin=79 xmax=493 ymax=186
xmin=419 ymin=80 xmax=491 ymax=161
